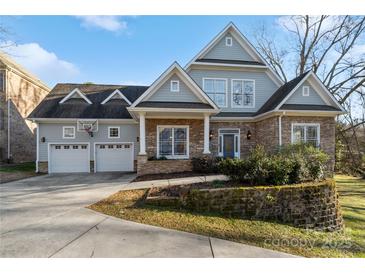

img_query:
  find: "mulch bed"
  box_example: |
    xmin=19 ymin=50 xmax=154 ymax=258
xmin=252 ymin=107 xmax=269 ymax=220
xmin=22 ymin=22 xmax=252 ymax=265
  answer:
xmin=132 ymin=171 xmax=213 ymax=182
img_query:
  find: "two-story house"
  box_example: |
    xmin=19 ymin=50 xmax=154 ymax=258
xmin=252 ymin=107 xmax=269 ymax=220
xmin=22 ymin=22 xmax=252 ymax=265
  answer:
xmin=28 ymin=23 xmax=344 ymax=175
xmin=0 ymin=52 xmax=50 ymax=163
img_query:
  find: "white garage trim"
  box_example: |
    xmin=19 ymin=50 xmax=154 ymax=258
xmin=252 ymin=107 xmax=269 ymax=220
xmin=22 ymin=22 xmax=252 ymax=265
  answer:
xmin=93 ymin=142 xmax=134 ymax=173
xmin=48 ymin=142 xmax=91 ymax=174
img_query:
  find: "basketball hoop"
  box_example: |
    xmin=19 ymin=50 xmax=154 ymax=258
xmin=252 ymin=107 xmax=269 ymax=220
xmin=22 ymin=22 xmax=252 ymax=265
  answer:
xmin=77 ymin=119 xmax=98 ymax=137
xmin=83 ymin=125 xmax=94 ymax=137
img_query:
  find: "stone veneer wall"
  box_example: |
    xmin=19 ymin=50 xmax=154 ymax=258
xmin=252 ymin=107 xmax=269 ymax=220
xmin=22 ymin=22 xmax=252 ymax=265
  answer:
xmin=281 ymin=116 xmax=336 ymax=175
xmin=137 ymin=157 xmax=192 ymax=176
xmin=256 ymin=116 xmax=279 ymax=153
xmin=137 ymin=116 xmax=337 ymax=176
xmin=0 ymin=63 xmax=49 ymax=162
xmin=183 ymin=180 xmax=343 ymax=231
xmin=38 ymin=161 xmax=48 ymax=173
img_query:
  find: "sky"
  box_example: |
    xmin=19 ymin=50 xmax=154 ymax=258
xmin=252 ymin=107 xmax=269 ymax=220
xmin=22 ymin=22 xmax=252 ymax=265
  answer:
xmin=0 ymin=16 xmax=284 ymax=88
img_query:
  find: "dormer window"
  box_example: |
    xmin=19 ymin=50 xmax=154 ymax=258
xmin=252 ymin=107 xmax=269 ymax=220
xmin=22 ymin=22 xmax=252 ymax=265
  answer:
xmin=170 ymin=80 xmax=180 ymax=92
xmin=225 ymin=36 xmax=233 ymax=47
xmin=302 ymin=86 xmax=310 ymax=96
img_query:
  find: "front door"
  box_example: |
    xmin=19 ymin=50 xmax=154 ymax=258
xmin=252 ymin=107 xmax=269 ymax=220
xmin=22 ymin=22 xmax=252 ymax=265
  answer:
xmin=223 ymin=134 xmax=235 ymax=158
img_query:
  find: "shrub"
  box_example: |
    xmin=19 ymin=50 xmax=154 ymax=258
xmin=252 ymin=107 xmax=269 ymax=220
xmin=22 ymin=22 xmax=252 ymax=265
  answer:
xmin=266 ymin=156 xmax=292 ymax=185
xmin=218 ymin=158 xmax=247 ymax=181
xmin=218 ymin=144 xmax=329 ymax=185
xmin=191 ymin=156 xmax=222 ymax=173
xmin=279 ymin=144 xmax=329 ymax=181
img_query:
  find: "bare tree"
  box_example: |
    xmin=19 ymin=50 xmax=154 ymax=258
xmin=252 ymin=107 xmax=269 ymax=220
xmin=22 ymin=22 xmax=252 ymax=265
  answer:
xmin=255 ymin=16 xmax=365 ymax=175
xmin=0 ymin=18 xmax=15 ymax=49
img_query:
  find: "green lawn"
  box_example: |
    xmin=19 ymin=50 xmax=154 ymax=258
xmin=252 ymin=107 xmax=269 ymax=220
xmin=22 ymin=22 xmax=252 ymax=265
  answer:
xmin=0 ymin=162 xmax=38 ymax=183
xmin=0 ymin=162 xmax=36 ymax=172
xmin=89 ymin=175 xmax=365 ymax=258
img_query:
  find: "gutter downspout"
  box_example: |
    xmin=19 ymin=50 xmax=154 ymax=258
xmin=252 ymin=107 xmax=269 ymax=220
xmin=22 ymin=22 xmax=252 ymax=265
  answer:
xmin=35 ymin=121 xmax=39 ymax=173
xmin=6 ymin=69 xmax=11 ymax=160
xmin=278 ymin=112 xmax=285 ymax=147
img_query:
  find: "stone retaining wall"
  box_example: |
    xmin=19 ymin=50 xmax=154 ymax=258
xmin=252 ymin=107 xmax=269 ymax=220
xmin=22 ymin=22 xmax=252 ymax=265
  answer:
xmin=154 ymin=180 xmax=343 ymax=231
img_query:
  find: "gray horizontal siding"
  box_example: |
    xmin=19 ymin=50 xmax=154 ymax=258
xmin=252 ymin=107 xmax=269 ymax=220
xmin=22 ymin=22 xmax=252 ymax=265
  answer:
xmin=188 ymin=69 xmax=278 ymax=112
xmin=286 ymin=80 xmax=326 ymax=105
xmin=38 ymin=123 xmax=139 ymax=162
xmin=148 ymin=74 xmax=200 ymax=102
xmin=204 ymin=34 xmax=254 ymax=61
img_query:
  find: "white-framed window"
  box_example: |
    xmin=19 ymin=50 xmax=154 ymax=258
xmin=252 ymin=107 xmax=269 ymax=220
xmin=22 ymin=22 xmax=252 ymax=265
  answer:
xmin=291 ymin=123 xmax=320 ymax=147
xmin=203 ymin=78 xmax=227 ymax=107
xmin=225 ymin=36 xmax=233 ymax=46
xmin=170 ymin=80 xmax=180 ymax=92
xmin=231 ymin=79 xmax=255 ymax=108
xmin=302 ymin=86 xmax=310 ymax=96
xmin=108 ymin=127 xmax=120 ymax=138
xmin=157 ymin=125 xmax=189 ymax=159
xmin=63 ymin=126 xmax=75 ymax=139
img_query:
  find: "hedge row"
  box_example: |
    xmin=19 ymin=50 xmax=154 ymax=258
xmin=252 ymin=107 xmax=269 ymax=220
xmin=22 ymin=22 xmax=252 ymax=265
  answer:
xmin=192 ymin=144 xmax=329 ymax=185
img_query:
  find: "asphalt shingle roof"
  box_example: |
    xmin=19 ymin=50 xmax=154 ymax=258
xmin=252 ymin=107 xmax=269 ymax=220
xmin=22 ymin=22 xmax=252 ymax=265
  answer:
xmin=28 ymin=84 xmax=149 ymax=119
xmin=29 ymin=72 xmax=341 ymax=120
xmin=280 ymin=104 xmax=341 ymax=111
xmin=256 ymin=71 xmax=311 ymax=115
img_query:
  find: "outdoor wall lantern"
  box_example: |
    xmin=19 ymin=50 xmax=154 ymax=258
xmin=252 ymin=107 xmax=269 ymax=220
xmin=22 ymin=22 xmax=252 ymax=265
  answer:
xmin=246 ymin=130 xmax=252 ymax=140
xmin=41 ymin=137 xmax=46 ymax=143
xmin=136 ymin=136 xmax=140 ymax=142
xmin=209 ymin=130 xmax=214 ymax=140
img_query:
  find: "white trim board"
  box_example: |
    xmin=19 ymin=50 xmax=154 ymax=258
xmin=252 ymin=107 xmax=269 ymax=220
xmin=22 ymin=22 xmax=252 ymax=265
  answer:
xmin=59 ymin=88 xmax=92 ymax=104
xmin=101 ymin=89 xmax=132 ymax=105
xmin=130 ymin=62 xmax=219 ymax=110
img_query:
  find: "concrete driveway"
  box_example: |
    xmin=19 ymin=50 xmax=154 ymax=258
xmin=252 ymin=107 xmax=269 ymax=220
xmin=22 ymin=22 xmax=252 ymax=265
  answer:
xmin=0 ymin=173 xmax=296 ymax=258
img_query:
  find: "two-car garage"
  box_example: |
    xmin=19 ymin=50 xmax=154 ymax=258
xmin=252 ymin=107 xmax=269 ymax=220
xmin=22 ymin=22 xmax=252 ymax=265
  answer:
xmin=48 ymin=142 xmax=134 ymax=173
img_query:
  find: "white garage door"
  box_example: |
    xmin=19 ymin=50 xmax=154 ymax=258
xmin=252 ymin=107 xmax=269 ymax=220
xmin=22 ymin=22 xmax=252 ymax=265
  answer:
xmin=95 ymin=143 xmax=134 ymax=172
xmin=50 ymin=144 xmax=90 ymax=173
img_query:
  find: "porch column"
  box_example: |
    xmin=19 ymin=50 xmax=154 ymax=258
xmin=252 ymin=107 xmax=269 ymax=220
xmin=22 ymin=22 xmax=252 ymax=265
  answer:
xmin=139 ymin=112 xmax=146 ymax=155
xmin=203 ymin=113 xmax=211 ymax=154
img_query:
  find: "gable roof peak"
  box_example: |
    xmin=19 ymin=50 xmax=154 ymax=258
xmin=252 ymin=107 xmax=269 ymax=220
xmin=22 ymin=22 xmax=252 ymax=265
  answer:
xmin=101 ymin=89 xmax=132 ymax=105
xmin=59 ymin=88 xmax=93 ymax=105
xmin=130 ymin=61 xmax=219 ymax=110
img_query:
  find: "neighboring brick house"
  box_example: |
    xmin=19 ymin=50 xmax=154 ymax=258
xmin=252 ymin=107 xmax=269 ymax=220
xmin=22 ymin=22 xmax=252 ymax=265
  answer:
xmin=28 ymin=22 xmax=345 ymax=175
xmin=0 ymin=52 xmax=50 ymax=163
